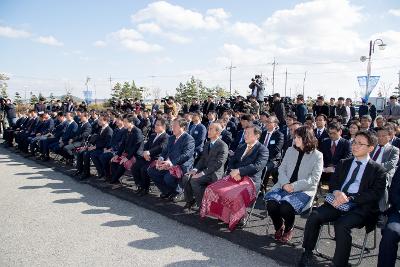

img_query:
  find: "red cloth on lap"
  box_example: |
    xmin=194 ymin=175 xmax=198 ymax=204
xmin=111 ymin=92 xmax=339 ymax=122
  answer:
xmin=200 ymin=175 xmax=256 ymax=231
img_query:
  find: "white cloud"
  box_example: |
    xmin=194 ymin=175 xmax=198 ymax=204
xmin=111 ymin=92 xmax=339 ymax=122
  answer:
xmin=110 ymin=28 xmax=163 ymax=52
xmin=111 ymin=28 xmax=143 ymax=40
xmin=389 ymin=9 xmax=400 ymax=16
xmin=131 ymin=1 xmax=229 ymax=30
xmin=163 ymin=32 xmax=191 ymax=44
xmin=93 ymin=40 xmax=107 ymax=47
xmin=34 ymin=35 xmax=64 ymax=46
xmin=0 ymin=25 xmax=31 ymax=38
xmin=137 ymin=22 xmax=191 ymax=44
xmin=137 ymin=22 xmax=162 ymax=33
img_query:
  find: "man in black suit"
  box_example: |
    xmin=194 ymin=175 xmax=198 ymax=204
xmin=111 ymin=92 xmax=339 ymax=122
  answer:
xmin=378 ymin=167 xmax=400 ymax=267
xmin=312 ymin=96 xmax=330 ymax=118
xmin=75 ymin=114 xmax=113 ymax=180
xmin=202 ymin=95 xmax=215 ymax=116
xmin=109 ymin=115 xmax=144 ymax=184
xmin=230 ymin=114 xmax=253 ymax=151
xmin=272 ymin=93 xmax=286 ymax=127
xmin=328 ymin=97 xmax=336 ymax=120
xmin=260 ymin=115 xmax=284 ymax=185
xmin=282 ymin=121 xmax=301 ymax=157
xmin=63 ymin=112 xmax=92 ymax=161
xmin=320 ymin=122 xmax=352 ymax=182
xmin=314 ymin=114 xmax=329 ymax=150
xmin=218 ymin=119 xmax=233 ymax=149
xmin=298 ymin=130 xmax=386 ymax=267
xmin=189 ymin=98 xmax=201 ymax=113
xmin=227 ymin=125 xmax=269 ymax=191
xmin=132 ymin=118 xmax=168 ymax=196
xmin=184 ymin=122 xmax=229 ymax=211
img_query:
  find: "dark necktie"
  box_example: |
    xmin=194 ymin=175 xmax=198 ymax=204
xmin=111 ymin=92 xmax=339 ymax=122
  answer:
xmin=317 ymin=129 xmax=321 ymax=138
xmin=342 ymin=161 xmax=362 ymax=193
xmin=331 ymin=141 xmax=336 ymax=156
xmin=372 ymin=146 xmax=382 ymax=161
xmin=264 ymin=133 xmax=270 ymax=145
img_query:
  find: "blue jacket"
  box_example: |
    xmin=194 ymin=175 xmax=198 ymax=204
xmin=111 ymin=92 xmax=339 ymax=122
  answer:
xmin=62 ymin=121 xmax=78 ymax=143
xmin=188 ymin=123 xmax=207 ymax=156
xmin=53 ymin=120 xmax=68 ymax=139
xmin=161 ymin=132 xmax=195 ymax=173
xmin=296 ymin=103 xmax=308 ymax=123
xmin=108 ymin=127 xmax=127 ymax=151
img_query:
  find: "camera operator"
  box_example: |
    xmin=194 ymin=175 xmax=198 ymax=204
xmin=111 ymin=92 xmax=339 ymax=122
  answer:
xmin=249 ymin=74 xmax=265 ymax=113
xmin=4 ymin=99 xmax=17 ymax=127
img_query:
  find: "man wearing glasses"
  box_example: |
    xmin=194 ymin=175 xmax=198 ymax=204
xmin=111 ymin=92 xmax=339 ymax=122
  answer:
xmin=298 ymin=130 xmax=386 ymax=267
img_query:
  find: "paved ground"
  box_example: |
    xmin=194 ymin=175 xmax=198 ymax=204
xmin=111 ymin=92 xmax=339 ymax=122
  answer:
xmin=0 ymin=150 xmax=281 ymax=267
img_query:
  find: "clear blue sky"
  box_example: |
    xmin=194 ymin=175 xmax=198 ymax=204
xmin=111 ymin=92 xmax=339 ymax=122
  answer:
xmin=1 ymin=0 xmax=400 ymax=100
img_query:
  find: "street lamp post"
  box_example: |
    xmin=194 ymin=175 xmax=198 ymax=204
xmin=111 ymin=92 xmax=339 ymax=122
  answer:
xmin=360 ymin=39 xmax=386 ymax=100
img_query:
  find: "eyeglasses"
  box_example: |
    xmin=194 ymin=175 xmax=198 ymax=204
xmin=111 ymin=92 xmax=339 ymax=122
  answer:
xmin=351 ymin=141 xmax=370 ymax=147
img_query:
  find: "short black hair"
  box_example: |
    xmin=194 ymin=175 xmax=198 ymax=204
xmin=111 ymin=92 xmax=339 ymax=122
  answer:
xmin=328 ymin=122 xmax=342 ymax=132
xmin=241 ymin=114 xmax=252 ymax=121
xmin=355 ymin=130 xmax=377 ymax=146
xmin=174 ymin=118 xmax=188 ymax=129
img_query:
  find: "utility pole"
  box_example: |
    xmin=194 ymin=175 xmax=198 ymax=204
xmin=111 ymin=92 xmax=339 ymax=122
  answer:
xmin=395 ymin=70 xmax=400 ymax=95
xmin=109 ymin=76 xmax=113 ymax=91
xmin=302 ymin=71 xmax=307 ymax=97
xmin=284 ymin=68 xmax=288 ymax=97
xmin=272 ymin=57 xmax=278 ymax=94
xmin=227 ymin=62 xmax=236 ymax=96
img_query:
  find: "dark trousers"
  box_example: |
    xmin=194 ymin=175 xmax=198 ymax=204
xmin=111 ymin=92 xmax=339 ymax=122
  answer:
xmin=110 ymin=162 xmax=126 ymax=183
xmin=378 ymin=212 xmax=400 ymax=267
xmin=131 ymin=157 xmax=151 ymax=190
xmin=40 ymin=137 xmax=58 ymax=156
xmin=90 ymin=150 xmax=106 ymax=177
xmin=147 ymin=167 xmax=180 ymax=195
xmin=266 ymin=200 xmax=296 ymax=232
xmin=184 ymin=174 xmax=215 ymax=206
xmin=302 ymin=204 xmax=366 ymax=267
xmin=99 ymin=152 xmax=114 ymax=178
xmin=3 ymin=129 xmax=15 ymax=145
xmin=76 ymin=150 xmax=91 ymax=175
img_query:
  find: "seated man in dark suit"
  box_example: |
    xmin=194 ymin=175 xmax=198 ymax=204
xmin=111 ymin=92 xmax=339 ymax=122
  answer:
xmin=378 ymin=167 xmax=400 ymax=267
xmin=184 ymin=122 xmax=229 ymax=211
xmin=320 ymin=122 xmax=352 ymax=182
xmin=16 ymin=110 xmax=39 ymax=152
xmin=218 ymin=119 xmax=233 ymax=149
xmin=48 ymin=112 xmax=78 ymax=157
xmin=91 ymin=115 xmax=126 ymax=179
xmin=148 ymin=118 xmax=195 ymax=201
xmin=298 ymin=130 xmax=386 ymax=267
xmin=39 ymin=112 xmax=68 ymax=161
xmin=227 ymin=125 xmax=269 ymax=191
xmin=28 ymin=113 xmax=55 ymax=156
xmin=74 ymin=114 xmax=113 ymax=180
xmin=188 ymin=111 xmax=207 ymax=161
xmin=63 ymin=112 xmax=92 ymax=161
xmin=3 ymin=114 xmax=28 ymax=147
xmin=260 ymin=115 xmax=284 ymax=186
xmin=282 ymin=121 xmax=301 ymax=157
xmin=314 ymin=114 xmax=329 ymax=150
xmin=132 ymin=118 xmax=168 ymax=196
xmin=109 ymin=115 xmax=144 ymax=184
xmin=230 ymin=114 xmax=253 ymax=152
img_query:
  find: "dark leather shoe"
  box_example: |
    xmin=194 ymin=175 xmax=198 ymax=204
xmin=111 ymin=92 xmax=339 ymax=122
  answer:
xmin=297 ymin=251 xmax=314 ymax=267
xmin=183 ymin=200 xmax=196 ymax=210
xmin=138 ymin=189 xmax=149 ymax=197
xmin=160 ymin=193 xmax=171 ymax=199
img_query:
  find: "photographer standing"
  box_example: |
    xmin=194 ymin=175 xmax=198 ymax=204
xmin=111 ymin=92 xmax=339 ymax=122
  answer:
xmin=249 ymin=74 xmax=265 ymax=113
xmin=4 ymin=99 xmax=17 ymax=127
